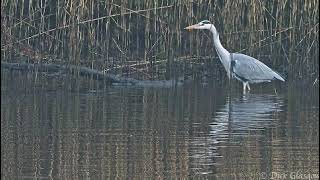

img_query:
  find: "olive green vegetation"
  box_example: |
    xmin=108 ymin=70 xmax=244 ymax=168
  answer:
xmin=1 ymin=0 xmax=319 ymax=82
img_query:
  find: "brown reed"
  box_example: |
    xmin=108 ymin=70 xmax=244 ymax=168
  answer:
xmin=1 ymin=0 xmax=319 ymax=82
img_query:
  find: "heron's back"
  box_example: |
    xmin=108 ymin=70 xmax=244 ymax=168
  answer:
xmin=231 ymin=53 xmax=285 ymax=83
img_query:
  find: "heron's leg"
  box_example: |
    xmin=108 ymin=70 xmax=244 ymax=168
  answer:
xmin=243 ymin=82 xmax=247 ymax=93
xmin=246 ymin=83 xmax=251 ymax=91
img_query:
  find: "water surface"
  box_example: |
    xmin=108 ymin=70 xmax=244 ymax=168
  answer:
xmin=1 ymin=72 xmax=319 ymax=179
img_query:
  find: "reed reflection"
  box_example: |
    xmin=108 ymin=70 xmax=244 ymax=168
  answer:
xmin=1 ymin=74 xmax=318 ymax=179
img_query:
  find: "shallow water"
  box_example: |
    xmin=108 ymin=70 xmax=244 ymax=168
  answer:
xmin=1 ymin=72 xmax=319 ymax=179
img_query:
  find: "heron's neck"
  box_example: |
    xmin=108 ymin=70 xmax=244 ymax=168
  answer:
xmin=210 ymin=28 xmax=231 ymax=78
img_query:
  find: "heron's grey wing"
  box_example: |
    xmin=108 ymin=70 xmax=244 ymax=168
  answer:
xmin=232 ymin=53 xmax=285 ymax=83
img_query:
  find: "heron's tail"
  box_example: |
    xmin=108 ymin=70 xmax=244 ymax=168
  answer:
xmin=273 ymin=71 xmax=285 ymax=82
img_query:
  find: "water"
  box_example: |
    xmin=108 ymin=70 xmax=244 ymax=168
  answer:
xmin=1 ymin=72 xmax=319 ymax=179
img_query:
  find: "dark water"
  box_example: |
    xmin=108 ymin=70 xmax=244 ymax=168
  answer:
xmin=1 ymin=72 xmax=319 ymax=179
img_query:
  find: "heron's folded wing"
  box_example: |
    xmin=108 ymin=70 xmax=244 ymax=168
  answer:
xmin=232 ymin=53 xmax=284 ymax=82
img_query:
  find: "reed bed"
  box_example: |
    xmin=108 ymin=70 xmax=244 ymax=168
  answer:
xmin=1 ymin=0 xmax=319 ymax=82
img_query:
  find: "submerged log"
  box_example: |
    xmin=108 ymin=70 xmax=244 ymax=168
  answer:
xmin=1 ymin=62 xmax=186 ymax=87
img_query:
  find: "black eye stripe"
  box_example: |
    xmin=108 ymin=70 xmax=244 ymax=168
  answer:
xmin=199 ymin=20 xmax=211 ymax=26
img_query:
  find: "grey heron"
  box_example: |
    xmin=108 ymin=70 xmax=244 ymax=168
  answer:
xmin=185 ymin=20 xmax=285 ymax=93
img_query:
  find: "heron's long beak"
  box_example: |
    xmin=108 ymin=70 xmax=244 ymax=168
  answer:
xmin=184 ymin=24 xmax=199 ymax=31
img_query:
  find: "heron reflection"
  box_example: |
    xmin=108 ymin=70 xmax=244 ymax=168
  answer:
xmin=189 ymin=93 xmax=284 ymax=175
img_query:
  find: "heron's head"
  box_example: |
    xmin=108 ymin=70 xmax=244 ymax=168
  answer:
xmin=184 ymin=20 xmax=215 ymax=31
